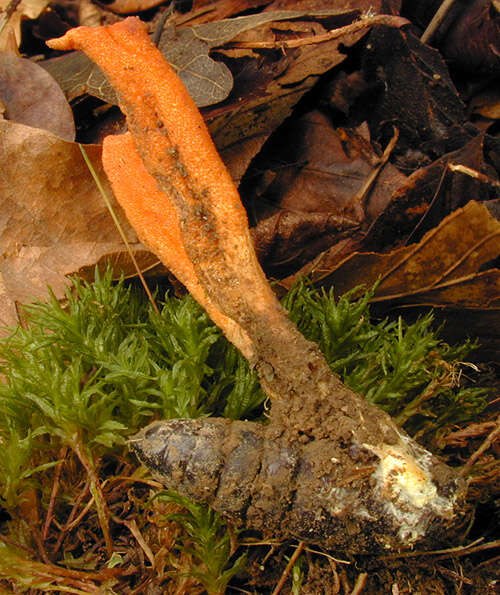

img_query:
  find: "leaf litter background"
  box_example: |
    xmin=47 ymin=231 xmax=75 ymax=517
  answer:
xmin=0 ymin=0 xmax=499 ymax=593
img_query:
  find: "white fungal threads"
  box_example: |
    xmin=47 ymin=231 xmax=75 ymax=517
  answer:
xmin=366 ymin=438 xmax=455 ymax=544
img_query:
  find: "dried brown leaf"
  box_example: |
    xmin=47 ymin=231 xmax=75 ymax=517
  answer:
xmin=207 ymin=15 xmax=408 ymax=153
xmin=0 ymin=53 xmax=75 ymax=140
xmin=362 ymin=26 xmax=469 ymax=159
xmin=366 ymin=134 xmax=490 ymax=250
xmin=0 ymin=120 xmax=142 ymax=326
xmin=311 ymin=200 xmax=500 ymax=308
xmin=40 ymin=50 xmax=116 ymax=104
xmin=442 ymin=0 xmax=500 ymax=76
xmin=0 ymin=0 xmax=49 ymax=48
xmin=40 ymin=9 xmax=360 ymax=107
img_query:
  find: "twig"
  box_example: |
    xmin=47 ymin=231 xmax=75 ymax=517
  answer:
xmin=31 ymin=529 xmax=51 ymax=565
xmin=271 ymin=541 xmax=305 ymax=595
xmin=339 ymin=568 xmax=352 ymax=593
xmin=379 ymin=537 xmax=500 ymax=560
xmin=346 ymin=126 xmax=399 ymax=220
xmin=350 ymin=572 xmax=368 ymax=595
xmin=431 ymin=539 xmax=500 ymax=561
xmin=303 ymin=546 xmax=350 ymax=565
xmin=436 ymin=564 xmax=473 ymax=585
xmin=421 ymin=0 xmax=460 ymax=44
xmin=459 ymin=414 xmax=500 ymax=477
xmin=63 ymin=494 xmax=95 ymax=532
xmin=73 ymin=439 xmax=113 ymax=557
xmin=448 ymin=163 xmax=500 ymax=188
xmin=329 ymin=559 xmax=341 ymax=594
xmin=229 ymin=15 xmax=407 ymax=50
xmin=475 ymin=554 xmax=500 ymax=570
xmin=152 ymin=3 xmax=174 ymax=47
xmin=53 ymin=478 xmax=90 ymax=553
xmin=114 ymin=517 xmax=156 ymax=568
xmin=42 ymin=445 xmax=68 ymax=540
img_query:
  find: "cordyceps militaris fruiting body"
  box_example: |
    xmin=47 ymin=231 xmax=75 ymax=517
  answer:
xmin=48 ymin=17 xmax=466 ymax=553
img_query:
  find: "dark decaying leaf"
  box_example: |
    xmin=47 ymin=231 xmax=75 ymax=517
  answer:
xmin=361 ymin=25 xmax=469 ymax=160
xmin=243 ymin=111 xmax=406 ymax=277
xmin=207 ymin=14 xmax=407 ymax=182
xmin=365 ymin=134 xmax=492 ymax=250
xmin=41 ymin=9 xmax=359 ymax=108
xmin=308 ymin=200 xmax=500 ymax=308
xmin=0 ymin=53 xmax=75 ymax=140
xmin=442 ymin=0 xmax=500 ymax=76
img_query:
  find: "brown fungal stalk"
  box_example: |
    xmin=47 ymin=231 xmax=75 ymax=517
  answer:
xmin=48 ymin=17 xmax=466 ymax=553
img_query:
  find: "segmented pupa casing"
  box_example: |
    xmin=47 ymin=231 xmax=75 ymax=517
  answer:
xmin=130 ymin=418 xmax=265 ymax=522
xmin=131 ymin=418 xmax=465 ymax=552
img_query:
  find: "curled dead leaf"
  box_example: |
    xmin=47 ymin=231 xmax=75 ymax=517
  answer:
xmin=0 ymin=119 xmax=142 ymax=327
xmin=0 ymin=53 xmax=75 ymax=140
xmin=310 ymin=201 xmax=500 ymax=308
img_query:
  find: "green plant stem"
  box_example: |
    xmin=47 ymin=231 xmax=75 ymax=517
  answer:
xmin=78 ymin=143 xmax=160 ymax=315
xmin=395 ymin=378 xmax=440 ymax=426
xmin=73 ymin=437 xmax=113 ymax=557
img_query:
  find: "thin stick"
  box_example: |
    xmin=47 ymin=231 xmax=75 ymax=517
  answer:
xmin=79 ymin=144 xmax=160 ymax=315
xmin=303 ymin=546 xmax=350 ymax=565
xmin=379 ymin=537 xmax=500 ymax=560
xmin=230 ymin=14 xmax=407 ymax=50
xmin=42 ymin=445 xmax=68 ymax=540
xmin=421 ymin=0 xmax=459 ymax=44
xmin=350 ymin=572 xmax=368 ymax=595
xmin=460 ymin=414 xmax=500 ymax=477
xmin=73 ymin=439 xmax=113 ymax=557
xmin=346 ymin=126 xmax=399 ymax=220
xmin=329 ymin=559 xmax=341 ymax=594
xmin=448 ymin=163 xmax=500 ymax=188
xmin=115 ymin=517 xmax=156 ymax=567
xmin=53 ymin=478 xmax=91 ymax=554
xmin=271 ymin=541 xmax=305 ymax=595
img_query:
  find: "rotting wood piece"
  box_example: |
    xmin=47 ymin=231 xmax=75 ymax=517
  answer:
xmin=48 ymin=17 xmax=467 ymax=553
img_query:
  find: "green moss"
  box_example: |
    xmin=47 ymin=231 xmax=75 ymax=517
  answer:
xmin=155 ymin=491 xmax=247 ymax=595
xmin=0 ymin=270 xmax=489 ymax=592
xmin=283 ymin=280 xmax=488 ymax=438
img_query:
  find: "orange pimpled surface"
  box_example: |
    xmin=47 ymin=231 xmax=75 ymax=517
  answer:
xmin=102 ymin=132 xmax=254 ymax=360
xmin=48 ymin=17 xmax=282 ymax=344
xmin=47 ymin=18 xmax=250 ymax=245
